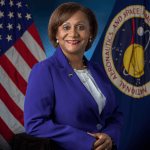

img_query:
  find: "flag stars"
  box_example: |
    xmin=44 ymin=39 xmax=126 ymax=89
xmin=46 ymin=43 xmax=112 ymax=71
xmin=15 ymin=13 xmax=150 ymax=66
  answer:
xmin=8 ymin=11 xmax=14 ymax=19
xmin=0 ymin=11 xmax=4 ymax=18
xmin=0 ymin=24 xmax=3 ymax=29
xmin=16 ymin=2 xmax=22 ymax=8
xmin=9 ymin=0 xmax=14 ymax=7
xmin=25 ymin=13 xmax=31 ymax=20
xmin=0 ymin=0 xmax=5 ymax=7
xmin=0 ymin=35 xmax=2 ymax=40
xmin=6 ymin=35 xmax=12 ymax=42
xmin=7 ymin=23 xmax=13 ymax=30
xmin=17 ymin=12 xmax=22 ymax=19
xmin=16 ymin=23 xmax=21 ymax=31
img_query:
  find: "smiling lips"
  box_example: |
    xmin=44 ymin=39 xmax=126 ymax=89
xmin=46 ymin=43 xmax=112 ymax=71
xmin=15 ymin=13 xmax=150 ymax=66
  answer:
xmin=67 ymin=40 xmax=80 ymax=45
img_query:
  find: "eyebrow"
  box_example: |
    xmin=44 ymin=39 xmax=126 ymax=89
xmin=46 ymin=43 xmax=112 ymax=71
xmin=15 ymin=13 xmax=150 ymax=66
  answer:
xmin=63 ymin=21 xmax=85 ymax=25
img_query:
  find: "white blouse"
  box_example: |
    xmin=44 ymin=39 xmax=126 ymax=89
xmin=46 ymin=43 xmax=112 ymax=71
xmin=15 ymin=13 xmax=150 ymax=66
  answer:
xmin=74 ymin=68 xmax=106 ymax=115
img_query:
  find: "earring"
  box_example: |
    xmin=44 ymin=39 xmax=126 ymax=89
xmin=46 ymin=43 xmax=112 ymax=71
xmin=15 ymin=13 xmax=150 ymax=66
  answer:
xmin=89 ymin=38 xmax=92 ymax=42
xmin=56 ymin=39 xmax=59 ymax=43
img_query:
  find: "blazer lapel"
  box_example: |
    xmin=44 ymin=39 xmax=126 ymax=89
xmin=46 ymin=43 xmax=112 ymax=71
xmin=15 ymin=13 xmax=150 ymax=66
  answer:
xmin=86 ymin=59 xmax=110 ymax=118
xmin=52 ymin=47 xmax=107 ymax=125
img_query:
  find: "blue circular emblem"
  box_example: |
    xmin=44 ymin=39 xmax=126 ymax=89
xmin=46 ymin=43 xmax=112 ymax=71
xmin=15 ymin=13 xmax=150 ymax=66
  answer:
xmin=103 ymin=5 xmax=150 ymax=98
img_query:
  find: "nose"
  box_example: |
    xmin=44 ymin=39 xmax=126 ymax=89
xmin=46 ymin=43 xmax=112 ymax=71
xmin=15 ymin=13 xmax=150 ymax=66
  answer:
xmin=68 ymin=27 xmax=79 ymax=38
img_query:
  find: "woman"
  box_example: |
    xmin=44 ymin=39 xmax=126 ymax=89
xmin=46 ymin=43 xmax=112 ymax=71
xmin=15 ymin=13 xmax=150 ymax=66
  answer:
xmin=24 ymin=2 xmax=123 ymax=150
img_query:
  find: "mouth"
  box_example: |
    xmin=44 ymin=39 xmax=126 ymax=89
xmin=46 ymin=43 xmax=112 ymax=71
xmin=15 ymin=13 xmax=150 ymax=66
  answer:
xmin=66 ymin=40 xmax=81 ymax=45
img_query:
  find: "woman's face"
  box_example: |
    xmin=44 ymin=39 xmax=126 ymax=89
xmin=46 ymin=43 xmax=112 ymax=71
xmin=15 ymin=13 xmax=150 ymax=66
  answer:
xmin=56 ymin=10 xmax=91 ymax=56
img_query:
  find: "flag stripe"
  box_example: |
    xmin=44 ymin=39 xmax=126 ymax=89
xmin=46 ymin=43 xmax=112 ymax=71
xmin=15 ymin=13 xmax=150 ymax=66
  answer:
xmin=0 ymin=134 xmax=11 ymax=148
xmin=0 ymin=84 xmax=24 ymax=126
xmin=13 ymin=38 xmax=39 ymax=69
xmin=0 ymin=0 xmax=46 ymax=144
xmin=5 ymin=46 xmax=31 ymax=82
xmin=0 ymin=99 xmax=25 ymax=135
xmin=21 ymin=30 xmax=46 ymax=62
xmin=0 ymin=117 xmax=14 ymax=142
xmin=0 ymin=54 xmax=27 ymax=95
xmin=0 ymin=66 xmax=25 ymax=111
xmin=28 ymin=23 xmax=45 ymax=52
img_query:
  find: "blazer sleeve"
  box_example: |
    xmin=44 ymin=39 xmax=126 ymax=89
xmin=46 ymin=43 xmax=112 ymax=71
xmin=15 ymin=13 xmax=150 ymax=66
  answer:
xmin=97 ymin=64 xmax=123 ymax=149
xmin=24 ymin=62 xmax=95 ymax=150
xmin=101 ymin=97 xmax=123 ymax=149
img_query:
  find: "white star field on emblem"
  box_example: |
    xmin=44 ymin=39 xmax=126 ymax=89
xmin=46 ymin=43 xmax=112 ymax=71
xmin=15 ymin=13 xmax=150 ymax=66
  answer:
xmin=0 ymin=11 xmax=4 ymax=18
xmin=9 ymin=0 xmax=14 ymax=7
xmin=8 ymin=11 xmax=14 ymax=19
xmin=17 ymin=12 xmax=22 ymax=19
xmin=7 ymin=23 xmax=13 ymax=30
xmin=0 ymin=24 xmax=3 ymax=29
xmin=16 ymin=2 xmax=22 ymax=8
xmin=0 ymin=35 xmax=2 ymax=40
xmin=16 ymin=23 xmax=21 ymax=31
xmin=25 ymin=13 xmax=31 ymax=20
xmin=0 ymin=0 xmax=5 ymax=7
xmin=6 ymin=35 xmax=12 ymax=42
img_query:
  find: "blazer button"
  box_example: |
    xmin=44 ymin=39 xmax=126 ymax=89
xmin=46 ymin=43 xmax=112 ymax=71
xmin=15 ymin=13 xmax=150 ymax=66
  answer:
xmin=96 ymin=124 xmax=102 ymax=130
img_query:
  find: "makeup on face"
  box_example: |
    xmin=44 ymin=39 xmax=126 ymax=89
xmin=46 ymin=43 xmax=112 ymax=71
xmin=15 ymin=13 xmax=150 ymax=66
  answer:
xmin=56 ymin=11 xmax=91 ymax=55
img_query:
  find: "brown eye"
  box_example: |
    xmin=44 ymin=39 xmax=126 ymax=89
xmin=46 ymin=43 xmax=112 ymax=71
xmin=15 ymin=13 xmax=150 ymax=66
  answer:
xmin=77 ymin=25 xmax=85 ymax=30
xmin=63 ymin=26 xmax=70 ymax=30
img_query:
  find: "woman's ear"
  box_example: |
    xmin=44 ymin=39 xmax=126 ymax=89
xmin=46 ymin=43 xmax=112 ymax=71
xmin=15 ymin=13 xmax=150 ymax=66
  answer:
xmin=56 ymin=34 xmax=58 ymax=40
xmin=56 ymin=29 xmax=58 ymax=40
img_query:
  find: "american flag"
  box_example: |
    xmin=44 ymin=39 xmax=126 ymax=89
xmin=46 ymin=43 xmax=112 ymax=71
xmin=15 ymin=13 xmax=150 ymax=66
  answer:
xmin=0 ymin=0 xmax=46 ymax=148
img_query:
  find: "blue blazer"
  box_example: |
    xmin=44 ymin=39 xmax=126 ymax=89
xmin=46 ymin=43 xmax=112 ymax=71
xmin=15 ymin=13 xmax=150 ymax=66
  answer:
xmin=24 ymin=46 xmax=123 ymax=150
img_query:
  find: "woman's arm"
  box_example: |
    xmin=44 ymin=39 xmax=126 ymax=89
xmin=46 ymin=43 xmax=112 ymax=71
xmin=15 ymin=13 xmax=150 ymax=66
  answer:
xmin=93 ymin=62 xmax=124 ymax=149
xmin=24 ymin=62 xmax=95 ymax=150
xmin=100 ymin=97 xmax=123 ymax=149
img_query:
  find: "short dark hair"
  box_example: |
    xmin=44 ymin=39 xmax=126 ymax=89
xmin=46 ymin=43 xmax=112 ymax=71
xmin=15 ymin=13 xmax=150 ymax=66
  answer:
xmin=48 ymin=2 xmax=98 ymax=52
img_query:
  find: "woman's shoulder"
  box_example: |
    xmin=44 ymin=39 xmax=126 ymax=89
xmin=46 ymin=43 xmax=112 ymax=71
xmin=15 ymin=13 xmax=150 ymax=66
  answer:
xmin=33 ymin=55 xmax=56 ymax=70
xmin=89 ymin=61 xmax=105 ymax=72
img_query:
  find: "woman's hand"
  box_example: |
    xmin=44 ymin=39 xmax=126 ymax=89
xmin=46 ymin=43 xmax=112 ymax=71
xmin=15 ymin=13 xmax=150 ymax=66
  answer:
xmin=87 ymin=132 xmax=113 ymax=150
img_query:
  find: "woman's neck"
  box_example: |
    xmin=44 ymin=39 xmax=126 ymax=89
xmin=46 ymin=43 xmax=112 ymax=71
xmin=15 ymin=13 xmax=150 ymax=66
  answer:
xmin=61 ymin=48 xmax=86 ymax=70
xmin=67 ymin=56 xmax=86 ymax=70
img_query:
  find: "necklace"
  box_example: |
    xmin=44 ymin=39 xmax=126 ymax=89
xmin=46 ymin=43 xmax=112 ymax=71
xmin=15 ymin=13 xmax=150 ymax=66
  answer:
xmin=69 ymin=60 xmax=87 ymax=71
xmin=74 ymin=66 xmax=87 ymax=73
xmin=69 ymin=60 xmax=89 ymax=83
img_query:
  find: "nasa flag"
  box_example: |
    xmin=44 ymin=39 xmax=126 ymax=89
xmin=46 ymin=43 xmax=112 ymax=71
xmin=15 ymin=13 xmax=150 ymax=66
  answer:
xmin=91 ymin=0 xmax=150 ymax=149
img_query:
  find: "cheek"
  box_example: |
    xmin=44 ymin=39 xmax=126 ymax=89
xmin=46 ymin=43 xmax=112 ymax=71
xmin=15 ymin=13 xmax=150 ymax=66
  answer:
xmin=57 ymin=30 xmax=66 ymax=40
xmin=82 ymin=31 xmax=90 ymax=40
xmin=84 ymin=34 xmax=90 ymax=43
